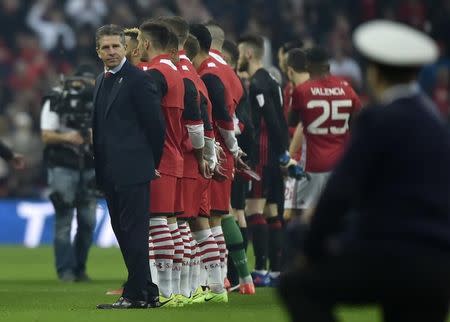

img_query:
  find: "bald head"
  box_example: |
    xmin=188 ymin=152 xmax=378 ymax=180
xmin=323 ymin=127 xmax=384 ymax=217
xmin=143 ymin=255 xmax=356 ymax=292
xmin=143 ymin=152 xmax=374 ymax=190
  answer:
xmin=204 ymin=21 xmax=224 ymax=51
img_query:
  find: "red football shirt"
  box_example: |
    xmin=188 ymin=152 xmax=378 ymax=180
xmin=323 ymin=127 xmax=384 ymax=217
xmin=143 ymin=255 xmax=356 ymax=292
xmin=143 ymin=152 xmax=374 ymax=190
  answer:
xmin=148 ymin=54 xmax=185 ymax=178
xmin=292 ymin=75 xmax=361 ymax=172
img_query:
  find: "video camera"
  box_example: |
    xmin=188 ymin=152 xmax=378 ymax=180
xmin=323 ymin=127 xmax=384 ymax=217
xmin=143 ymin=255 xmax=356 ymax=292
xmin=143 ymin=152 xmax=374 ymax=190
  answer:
xmin=48 ymin=76 xmax=95 ymax=131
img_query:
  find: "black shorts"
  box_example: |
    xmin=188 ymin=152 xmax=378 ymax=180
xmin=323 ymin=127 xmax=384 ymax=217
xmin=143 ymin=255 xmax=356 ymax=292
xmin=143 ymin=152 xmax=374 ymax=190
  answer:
xmin=231 ymin=174 xmax=249 ymax=210
xmin=247 ymin=164 xmax=283 ymax=204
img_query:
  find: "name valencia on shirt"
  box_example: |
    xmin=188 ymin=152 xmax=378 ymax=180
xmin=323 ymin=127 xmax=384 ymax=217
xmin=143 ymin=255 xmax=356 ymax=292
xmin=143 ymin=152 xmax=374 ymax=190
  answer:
xmin=310 ymin=87 xmax=345 ymax=96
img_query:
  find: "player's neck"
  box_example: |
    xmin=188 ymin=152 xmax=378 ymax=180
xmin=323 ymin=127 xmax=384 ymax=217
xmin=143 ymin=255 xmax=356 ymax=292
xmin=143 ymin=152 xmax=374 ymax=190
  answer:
xmin=248 ymin=61 xmax=263 ymax=78
xmin=293 ymin=72 xmax=309 ymax=86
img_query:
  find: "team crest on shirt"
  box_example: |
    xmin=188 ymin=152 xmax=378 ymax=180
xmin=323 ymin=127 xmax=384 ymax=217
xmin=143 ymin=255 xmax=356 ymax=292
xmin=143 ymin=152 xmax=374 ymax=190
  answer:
xmin=256 ymin=94 xmax=265 ymax=107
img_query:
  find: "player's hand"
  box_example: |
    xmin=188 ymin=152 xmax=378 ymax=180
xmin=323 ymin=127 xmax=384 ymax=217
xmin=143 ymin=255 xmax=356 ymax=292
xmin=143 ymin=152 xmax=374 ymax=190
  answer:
xmin=215 ymin=143 xmax=226 ymax=163
xmin=63 ymin=131 xmax=84 ymax=146
xmin=280 ymin=157 xmax=297 ymax=169
xmin=234 ymin=155 xmax=250 ymax=171
xmin=10 ymin=154 xmax=25 ymax=170
xmin=154 ymin=170 xmax=161 ymax=178
xmin=198 ymin=159 xmax=212 ymax=179
xmin=212 ymin=165 xmax=228 ymax=182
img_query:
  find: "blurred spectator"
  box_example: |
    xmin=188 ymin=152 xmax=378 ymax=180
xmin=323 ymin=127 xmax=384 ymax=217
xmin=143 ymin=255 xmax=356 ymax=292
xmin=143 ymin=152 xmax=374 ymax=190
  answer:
xmin=65 ymin=0 xmax=108 ymax=28
xmin=0 ymin=0 xmax=27 ymax=47
xmin=26 ymin=0 xmax=76 ymax=52
xmin=330 ymin=44 xmax=363 ymax=91
xmin=431 ymin=66 xmax=450 ymax=118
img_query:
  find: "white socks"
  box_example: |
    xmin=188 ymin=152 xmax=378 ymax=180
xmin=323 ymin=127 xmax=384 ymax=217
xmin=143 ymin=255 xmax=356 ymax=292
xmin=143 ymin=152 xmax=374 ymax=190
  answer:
xmin=149 ymin=217 xmax=174 ymax=298
xmin=192 ymin=228 xmax=224 ymax=294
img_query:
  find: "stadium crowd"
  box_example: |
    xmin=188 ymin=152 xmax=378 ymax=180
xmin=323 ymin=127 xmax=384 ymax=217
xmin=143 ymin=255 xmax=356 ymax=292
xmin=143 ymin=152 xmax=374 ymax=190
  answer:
xmin=0 ymin=0 xmax=449 ymax=197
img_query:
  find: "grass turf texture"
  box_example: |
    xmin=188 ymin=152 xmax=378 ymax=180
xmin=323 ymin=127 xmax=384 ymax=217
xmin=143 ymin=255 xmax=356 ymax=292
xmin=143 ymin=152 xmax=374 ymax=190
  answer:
xmin=0 ymin=246 xmax=406 ymax=322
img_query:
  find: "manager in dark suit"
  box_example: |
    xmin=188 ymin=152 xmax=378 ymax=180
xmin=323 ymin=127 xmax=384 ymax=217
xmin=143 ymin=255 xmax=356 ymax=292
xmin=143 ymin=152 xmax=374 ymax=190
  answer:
xmin=93 ymin=25 xmax=165 ymax=309
xmin=279 ymin=21 xmax=450 ymax=322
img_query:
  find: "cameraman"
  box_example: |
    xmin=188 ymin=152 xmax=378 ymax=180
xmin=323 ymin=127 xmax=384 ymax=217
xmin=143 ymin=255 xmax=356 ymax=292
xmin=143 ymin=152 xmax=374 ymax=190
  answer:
xmin=40 ymin=66 xmax=97 ymax=282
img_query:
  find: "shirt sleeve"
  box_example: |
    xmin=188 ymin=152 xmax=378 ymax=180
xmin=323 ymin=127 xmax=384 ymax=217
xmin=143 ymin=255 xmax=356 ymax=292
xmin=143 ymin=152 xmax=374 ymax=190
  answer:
xmin=202 ymin=73 xmax=239 ymax=156
xmin=40 ymin=99 xmax=61 ymax=131
xmin=182 ymin=78 xmax=202 ymax=124
xmin=255 ymin=87 xmax=288 ymax=155
xmin=201 ymin=74 xmax=233 ymax=130
xmin=288 ymin=88 xmax=302 ymax=127
xmin=147 ymin=69 xmax=168 ymax=99
xmin=199 ymin=92 xmax=214 ymax=138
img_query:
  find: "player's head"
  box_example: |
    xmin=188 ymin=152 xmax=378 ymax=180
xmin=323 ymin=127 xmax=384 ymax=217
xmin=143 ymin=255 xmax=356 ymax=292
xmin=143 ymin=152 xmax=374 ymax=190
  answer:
xmin=95 ymin=24 xmax=126 ymax=69
xmin=286 ymin=48 xmax=309 ymax=85
xmin=204 ymin=20 xmax=225 ymax=51
xmin=166 ymin=29 xmax=180 ymax=63
xmin=139 ymin=21 xmax=172 ymax=60
xmin=124 ymin=28 xmax=141 ymax=65
xmin=237 ymin=34 xmax=264 ymax=73
xmin=184 ymin=34 xmax=200 ymax=60
xmin=157 ymin=16 xmax=189 ymax=48
xmin=188 ymin=24 xmax=211 ymax=69
xmin=222 ymin=39 xmax=239 ymax=70
xmin=189 ymin=24 xmax=212 ymax=55
xmin=278 ymin=39 xmax=304 ymax=74
xmin=305 ymin=46 xmax=330 ymax=77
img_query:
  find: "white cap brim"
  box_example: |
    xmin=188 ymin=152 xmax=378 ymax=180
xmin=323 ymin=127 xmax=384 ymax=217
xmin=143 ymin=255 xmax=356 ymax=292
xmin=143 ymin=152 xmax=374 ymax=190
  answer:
xmin=353 ymin=20 xmax=438 ymax=67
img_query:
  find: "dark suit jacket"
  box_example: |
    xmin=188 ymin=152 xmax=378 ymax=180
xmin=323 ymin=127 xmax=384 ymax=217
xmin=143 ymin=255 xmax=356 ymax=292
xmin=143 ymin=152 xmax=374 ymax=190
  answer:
xmin=304 ymin=91 xmax=450 ymax=259
xmin=92 ymin=60 xmax=165 ymax=188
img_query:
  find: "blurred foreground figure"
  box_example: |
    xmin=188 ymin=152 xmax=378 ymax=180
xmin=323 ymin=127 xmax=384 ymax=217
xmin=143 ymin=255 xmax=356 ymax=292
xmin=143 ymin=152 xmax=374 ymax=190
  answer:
xmin=279 ymin=20 xmax=450 ymax=322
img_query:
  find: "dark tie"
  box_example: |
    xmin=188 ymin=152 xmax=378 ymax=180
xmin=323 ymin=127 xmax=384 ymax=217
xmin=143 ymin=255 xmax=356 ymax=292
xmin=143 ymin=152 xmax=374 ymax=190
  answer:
xmin=104 ymin=71 xmax=113 ymax=79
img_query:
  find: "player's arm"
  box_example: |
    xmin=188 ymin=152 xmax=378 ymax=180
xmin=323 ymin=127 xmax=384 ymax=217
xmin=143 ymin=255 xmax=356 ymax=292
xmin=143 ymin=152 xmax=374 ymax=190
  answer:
xmin=199 ymin=92 xmax=218 ymax=170
xmin=135 ymin=69 xmax=166 ymax=168
xmin=349 ymin=89 xmax=362 ymax=129
xmin=303 ymin=108 xmax=378 ymax=261
xmin=182 ymin=78 xmax=204 ymax=160
xmin=201 ymin=74 xmax=240 ymax=157
xmin=40 ymin=100 xmax=85 ymax=145
xmin=289 ymin=122 xmax=303 ymax=157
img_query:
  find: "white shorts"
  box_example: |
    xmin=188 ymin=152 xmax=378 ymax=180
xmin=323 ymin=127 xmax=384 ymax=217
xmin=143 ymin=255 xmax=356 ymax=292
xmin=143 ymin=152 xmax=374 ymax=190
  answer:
xmin=284 ymin=172 xmax=331 ymax=210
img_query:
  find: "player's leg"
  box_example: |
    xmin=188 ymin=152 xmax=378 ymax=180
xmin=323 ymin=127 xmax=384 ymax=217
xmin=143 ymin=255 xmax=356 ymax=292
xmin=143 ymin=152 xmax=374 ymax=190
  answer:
xmin=229 ymin=175 xmax=249 ymax=290
xmin=188 ymin=177 xmax=225 ymax=302
xmin=264 ymin=166 xmax=284 ymax=286
xmin=246 ymin=197 xmax=269 ymax=286
xmin=149 ymin=175 xmax=177 ymax=305
xmin=167 ymin=179 xmax=184 ymax=301
xmin=177 ymin=176 xmax=202 ymax=302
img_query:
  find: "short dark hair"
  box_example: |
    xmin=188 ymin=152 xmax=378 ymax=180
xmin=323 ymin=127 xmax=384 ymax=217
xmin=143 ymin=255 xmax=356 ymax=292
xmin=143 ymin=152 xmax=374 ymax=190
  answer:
xmin=306 ymin=46 xmax=330 ymax=74
xmin=189 ymin=24 xmax=211 ymax=53
xmin=222 ymin=39 xmax=239 ymax=66
xmin=184 ymin=34 xmax=200 ymax=60
xmin=286 ymin=49 xmax=307 ymax=73
xmin=95 ymin=24 xmax=125 ymax=48
xmin=306 ymin=46 xmax=329 ymax=65
xmin=166 ymin=29 xmax=179 ymax=51
xmin=238 ymin=34 xmax=264 ymax=59
xmin=158 ymin=16 xmax=189 ymax=45
xmin=281 ymin=39 xmax=304 ymax=53
xmin=139 ymin=21 xmax=171 ymax=51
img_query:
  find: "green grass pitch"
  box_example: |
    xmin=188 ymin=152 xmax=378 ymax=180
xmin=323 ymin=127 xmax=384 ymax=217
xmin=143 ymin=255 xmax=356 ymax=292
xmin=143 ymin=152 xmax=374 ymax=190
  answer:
xmin=0 ymin=246 xmax=414 ymax=322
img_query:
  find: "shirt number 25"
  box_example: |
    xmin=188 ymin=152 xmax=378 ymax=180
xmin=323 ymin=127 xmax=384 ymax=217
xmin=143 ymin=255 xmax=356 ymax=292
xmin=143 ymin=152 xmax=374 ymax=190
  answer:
xmin=306 ymin=99 xmax=352 ymax=135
